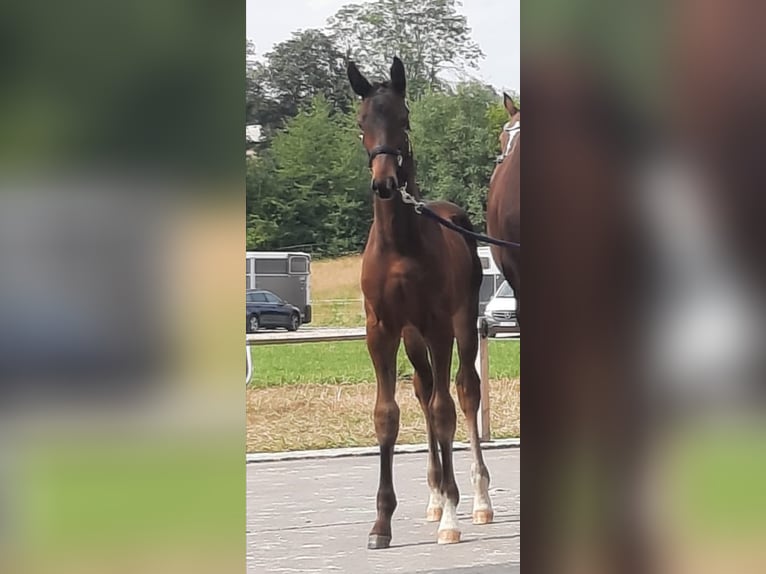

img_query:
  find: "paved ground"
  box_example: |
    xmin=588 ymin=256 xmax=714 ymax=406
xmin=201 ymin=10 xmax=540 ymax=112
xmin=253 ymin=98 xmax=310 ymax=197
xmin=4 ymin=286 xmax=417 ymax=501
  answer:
xmin=247 ymin=447 xmax=520 ymax=573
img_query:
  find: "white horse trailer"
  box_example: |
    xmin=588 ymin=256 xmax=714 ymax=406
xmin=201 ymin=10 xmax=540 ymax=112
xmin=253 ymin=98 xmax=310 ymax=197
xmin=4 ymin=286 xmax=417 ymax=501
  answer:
xmin=246 ymin=251 xmax=312 ymax=323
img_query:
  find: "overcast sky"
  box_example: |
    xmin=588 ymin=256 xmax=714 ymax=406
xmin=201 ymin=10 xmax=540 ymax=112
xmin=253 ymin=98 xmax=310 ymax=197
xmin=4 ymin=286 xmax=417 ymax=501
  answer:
xmin=246 ymin=0 xmax=520 ymax=94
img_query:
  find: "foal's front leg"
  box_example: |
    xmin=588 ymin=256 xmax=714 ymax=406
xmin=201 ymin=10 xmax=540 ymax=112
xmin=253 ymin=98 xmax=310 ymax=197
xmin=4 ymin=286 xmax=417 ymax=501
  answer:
xmin=366 ymin=321 xmax=401 ymax=550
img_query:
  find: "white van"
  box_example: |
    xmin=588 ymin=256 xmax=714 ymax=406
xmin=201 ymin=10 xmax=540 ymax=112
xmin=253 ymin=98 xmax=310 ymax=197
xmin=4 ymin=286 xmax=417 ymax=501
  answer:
xmin=483 ymin=280 xmax=519 ymax=336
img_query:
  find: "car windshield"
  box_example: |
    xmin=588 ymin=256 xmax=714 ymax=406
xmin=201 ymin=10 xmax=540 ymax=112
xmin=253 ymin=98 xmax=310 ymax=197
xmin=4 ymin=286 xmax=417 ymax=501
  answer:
xmin=495 ymin=282 xmax=515 ymax=298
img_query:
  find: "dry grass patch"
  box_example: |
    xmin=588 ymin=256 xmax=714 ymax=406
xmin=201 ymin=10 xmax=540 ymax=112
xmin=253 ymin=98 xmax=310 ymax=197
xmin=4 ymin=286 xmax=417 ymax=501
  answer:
xmin=247 ymin=378 xmax=519 ymax=452
xmin=310 ymin=254 xmax=365 ymax=326
xmin=311 ymin=254 xmax=363 ymax=300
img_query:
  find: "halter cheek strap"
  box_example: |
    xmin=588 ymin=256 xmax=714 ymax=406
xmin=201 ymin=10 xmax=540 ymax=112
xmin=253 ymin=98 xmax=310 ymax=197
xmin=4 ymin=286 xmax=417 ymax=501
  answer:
xmin=497 ymin=121 xmax=520 ymax=164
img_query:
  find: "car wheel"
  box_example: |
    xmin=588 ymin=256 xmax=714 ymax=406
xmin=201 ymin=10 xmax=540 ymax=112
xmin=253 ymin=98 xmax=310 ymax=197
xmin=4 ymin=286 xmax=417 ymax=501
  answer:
xmin=287 ymin=313 xmax=300 ymax=332
xmin=248 ymin=314 xmax=260 ymax=333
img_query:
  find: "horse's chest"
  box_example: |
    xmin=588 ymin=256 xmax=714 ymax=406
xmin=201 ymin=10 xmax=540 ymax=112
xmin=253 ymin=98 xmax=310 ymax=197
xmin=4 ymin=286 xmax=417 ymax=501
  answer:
xmin=362 ymin=259 xmax=427 ymax=306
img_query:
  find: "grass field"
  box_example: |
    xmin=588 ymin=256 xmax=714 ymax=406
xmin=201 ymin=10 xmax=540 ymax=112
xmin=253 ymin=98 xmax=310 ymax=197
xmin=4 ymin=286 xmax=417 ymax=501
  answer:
xmin=248 ymin=339 xmax=520 ymax=387
xmin=246 ymin=339 xmax=520 ymax=452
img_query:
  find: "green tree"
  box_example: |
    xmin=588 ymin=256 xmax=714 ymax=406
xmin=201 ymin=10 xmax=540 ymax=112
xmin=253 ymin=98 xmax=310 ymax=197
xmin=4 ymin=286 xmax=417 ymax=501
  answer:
xmin=247 ymin=30 xmax=353 ymax=135
xmin=409 ymin=83 xmax=511 ymax=229
xmin=246 ymin=153 xmax=281 ymax=249
xmin=246 ymin=97 xmax=371 ymax=256
xmin=327 ymin=0 xmax=484 ymax=100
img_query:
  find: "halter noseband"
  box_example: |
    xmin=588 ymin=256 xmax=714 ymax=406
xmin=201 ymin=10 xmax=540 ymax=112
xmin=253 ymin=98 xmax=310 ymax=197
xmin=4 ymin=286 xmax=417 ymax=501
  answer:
xmin=368 ymin=145 xmax=403 ymax=168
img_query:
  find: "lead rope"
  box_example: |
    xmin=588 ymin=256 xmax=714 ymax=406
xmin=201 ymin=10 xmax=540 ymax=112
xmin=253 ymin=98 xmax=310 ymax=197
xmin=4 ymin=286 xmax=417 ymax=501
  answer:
xmin=397 ymin=183 xmax=520 ymax=249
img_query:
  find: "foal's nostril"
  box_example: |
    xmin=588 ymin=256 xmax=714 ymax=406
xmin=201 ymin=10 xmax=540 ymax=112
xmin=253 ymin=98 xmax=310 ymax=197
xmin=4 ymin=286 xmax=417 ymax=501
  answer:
xmin=371 ymin=179 xmax=380 ymax=192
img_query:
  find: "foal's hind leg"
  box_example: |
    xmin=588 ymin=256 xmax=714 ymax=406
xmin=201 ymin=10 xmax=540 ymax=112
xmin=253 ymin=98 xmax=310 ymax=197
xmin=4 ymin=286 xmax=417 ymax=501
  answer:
xmin=453 ymin=311 xmax=494 ymax=524
xmin=366 ymin=321 xmax=402 ymax=549
xmin=427 ymin=325 xmax=462 ymax=544
xmin=402 ymin=326 xmax=443 ymax=522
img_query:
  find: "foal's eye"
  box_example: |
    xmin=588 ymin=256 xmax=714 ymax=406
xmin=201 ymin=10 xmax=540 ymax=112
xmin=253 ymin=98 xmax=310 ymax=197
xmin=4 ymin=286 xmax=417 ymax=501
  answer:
xmin=358 ymin=133 xmax=364 ymax=141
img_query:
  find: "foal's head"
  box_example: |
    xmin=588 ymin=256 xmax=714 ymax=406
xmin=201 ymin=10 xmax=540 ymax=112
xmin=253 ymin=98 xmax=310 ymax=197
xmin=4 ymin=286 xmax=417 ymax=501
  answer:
xmin=347 ymin=57 xmax=411 ymax=199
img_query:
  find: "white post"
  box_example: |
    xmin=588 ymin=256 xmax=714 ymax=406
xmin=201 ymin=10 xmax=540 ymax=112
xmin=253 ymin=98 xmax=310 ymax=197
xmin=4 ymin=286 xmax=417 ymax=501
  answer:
xmin=475 ymin=321 xmax=490 ymax=442
xmin=246 ymin=345 xmax=253 ymax=385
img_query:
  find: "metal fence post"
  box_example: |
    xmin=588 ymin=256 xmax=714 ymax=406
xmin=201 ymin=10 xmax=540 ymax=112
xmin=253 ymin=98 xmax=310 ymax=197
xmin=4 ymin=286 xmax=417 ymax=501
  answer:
xmin=475 ymin=320 xmax=490 ymax=441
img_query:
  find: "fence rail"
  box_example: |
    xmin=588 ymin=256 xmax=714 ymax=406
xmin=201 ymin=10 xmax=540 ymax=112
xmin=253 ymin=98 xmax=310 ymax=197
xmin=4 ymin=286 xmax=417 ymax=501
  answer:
xmin=246 ymin=327 xmax=365 ymax=346
xmin=246 ymin=326 xmax=514 ymax=441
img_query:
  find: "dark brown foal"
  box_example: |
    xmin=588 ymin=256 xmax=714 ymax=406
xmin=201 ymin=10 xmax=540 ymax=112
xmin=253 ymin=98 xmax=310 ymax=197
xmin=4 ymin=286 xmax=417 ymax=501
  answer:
xmin=487 ymin=93 xmax=521 ymax=323
xmin=348 ymin=57 xmax=493 ymax=549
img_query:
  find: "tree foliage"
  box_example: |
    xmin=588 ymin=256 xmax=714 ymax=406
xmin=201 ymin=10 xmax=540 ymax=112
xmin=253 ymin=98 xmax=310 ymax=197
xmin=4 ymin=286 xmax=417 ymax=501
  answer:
xmin=246 ymin=30 xmax=353 ymax=134
xmin=246 ymin=97 xmax=371 ymax=255
xmin=409 ymin=84 xmax=516 ymax=229
xmin=327 ymin=0 xmax=484 ymax=100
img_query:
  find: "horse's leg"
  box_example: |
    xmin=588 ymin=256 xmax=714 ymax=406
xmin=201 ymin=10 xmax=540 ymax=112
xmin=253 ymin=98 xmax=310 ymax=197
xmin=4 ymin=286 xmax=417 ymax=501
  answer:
xmin=427 ymin=325 xmax=461 ymax=544
xmin=402 ymin=326 xmax=443 ymax=522
xmin=366 ymin=321 xmax=401 ymax=550
xmin=453 ymin=309 xmax=494 ymax=524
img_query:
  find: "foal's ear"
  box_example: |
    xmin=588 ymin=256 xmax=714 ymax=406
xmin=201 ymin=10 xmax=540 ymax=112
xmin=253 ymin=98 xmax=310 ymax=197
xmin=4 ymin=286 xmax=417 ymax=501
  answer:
xmin=348 ymin=61 xmax=372 ymax=98
xmin=503 ymin=92 xmax=518 ymax=116
xmin=390 ymin=56 xmax=406 ymax=96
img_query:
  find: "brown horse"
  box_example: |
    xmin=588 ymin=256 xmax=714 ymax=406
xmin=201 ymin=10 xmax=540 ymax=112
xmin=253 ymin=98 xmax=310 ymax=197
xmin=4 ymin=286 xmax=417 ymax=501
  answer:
xmin=347 ymin=56 xmax=493 ymax=549
xmin=486 ymin=93 xmax=521 ymax=323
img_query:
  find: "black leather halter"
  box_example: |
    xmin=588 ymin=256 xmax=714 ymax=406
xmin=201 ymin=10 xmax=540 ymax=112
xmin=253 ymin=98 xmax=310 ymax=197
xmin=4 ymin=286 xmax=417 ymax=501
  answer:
xmin=367 ymin=144 xmax=403 ymax=168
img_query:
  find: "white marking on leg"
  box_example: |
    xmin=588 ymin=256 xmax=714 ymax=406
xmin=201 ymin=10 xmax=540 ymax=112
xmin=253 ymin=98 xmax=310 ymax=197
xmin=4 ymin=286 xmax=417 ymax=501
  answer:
xmin=428 ymin=488 xmax=444 ymax=510
xmin=425 ymin=446 xmax=443 ymax=520
xmin=471 ymin=461 xmax=493 ymax=511
xmin=426 ymin=488 xmax=444 ymax=521
xmin=437 ymin=498 xmax=460 ymax=537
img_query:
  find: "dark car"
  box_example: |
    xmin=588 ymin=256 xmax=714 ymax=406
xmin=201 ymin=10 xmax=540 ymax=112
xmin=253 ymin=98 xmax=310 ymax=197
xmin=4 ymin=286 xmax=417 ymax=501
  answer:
xmin=246 ymin=289 xmax=302 ymax=333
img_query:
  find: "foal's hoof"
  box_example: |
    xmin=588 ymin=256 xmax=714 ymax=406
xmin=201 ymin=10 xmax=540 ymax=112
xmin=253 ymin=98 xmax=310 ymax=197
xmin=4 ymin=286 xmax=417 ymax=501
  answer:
xmin=472 ymin=509 xmax=494 ymax=524
xmin=426 ymin=506 xmax=443 ymax=522
xmin=437 ymin=529 xmax=461 ymax=545
xmin=367 ymin=534 xmax=392 ymax=550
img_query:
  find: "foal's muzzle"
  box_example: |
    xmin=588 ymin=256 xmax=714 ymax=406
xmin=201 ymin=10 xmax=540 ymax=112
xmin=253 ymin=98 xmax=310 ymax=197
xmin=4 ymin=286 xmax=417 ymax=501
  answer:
xmin=371 ymin=176 xmax=398 ymax=199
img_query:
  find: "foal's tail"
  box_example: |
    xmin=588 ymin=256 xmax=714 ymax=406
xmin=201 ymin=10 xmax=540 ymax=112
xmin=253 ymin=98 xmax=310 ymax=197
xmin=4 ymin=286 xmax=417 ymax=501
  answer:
xmin=450 ymin=212 xmax=483 ymax=290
